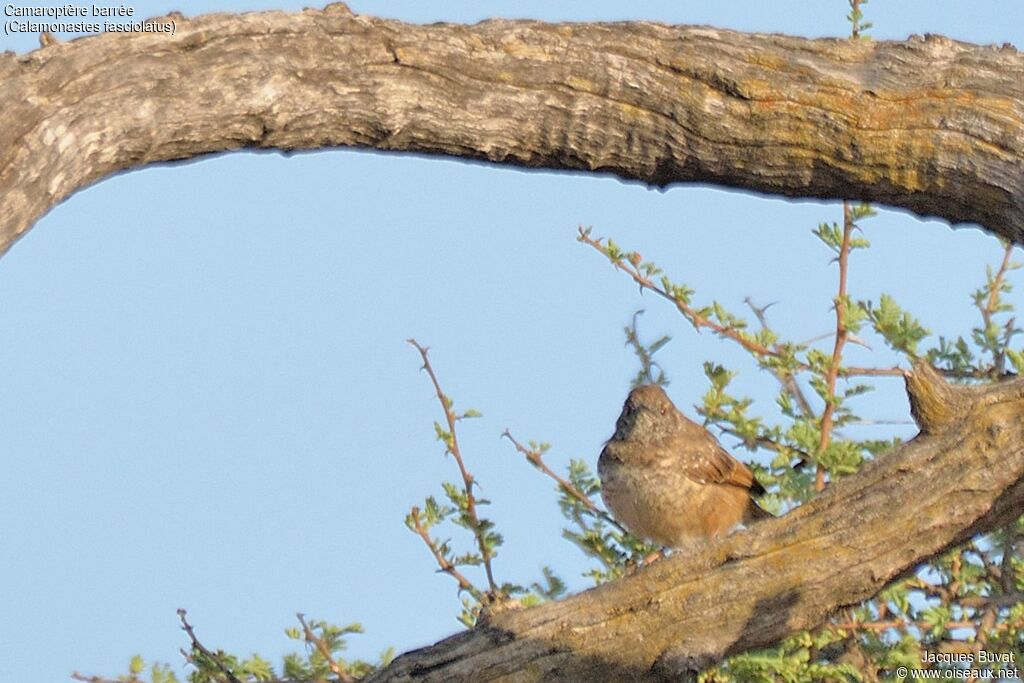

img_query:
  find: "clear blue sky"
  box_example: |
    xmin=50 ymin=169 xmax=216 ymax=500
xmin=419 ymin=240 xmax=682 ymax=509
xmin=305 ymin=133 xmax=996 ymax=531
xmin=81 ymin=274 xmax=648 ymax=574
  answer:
xmin=2 ymin=2 xmax=1022 ymax=681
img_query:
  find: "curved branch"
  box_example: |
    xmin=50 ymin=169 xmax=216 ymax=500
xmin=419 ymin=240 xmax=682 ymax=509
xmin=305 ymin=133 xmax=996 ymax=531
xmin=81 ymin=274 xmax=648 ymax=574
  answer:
xmin=369 ymin=364 xmax=1024 ymax=681
xmin=4 ymin=8 xmax=1024 ymax=679
xmin=1 ymin=3 xmax=1022 ymax=257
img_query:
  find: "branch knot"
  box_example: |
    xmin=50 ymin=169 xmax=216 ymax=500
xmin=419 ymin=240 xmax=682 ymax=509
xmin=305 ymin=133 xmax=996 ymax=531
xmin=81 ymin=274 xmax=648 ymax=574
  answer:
xmin=905 ymin=361 xmax=959 ymax=433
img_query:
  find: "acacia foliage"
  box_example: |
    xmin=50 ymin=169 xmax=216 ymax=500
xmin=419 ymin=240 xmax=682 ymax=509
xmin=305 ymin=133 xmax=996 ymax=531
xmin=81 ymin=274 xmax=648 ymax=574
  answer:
xmin=75 ymin=3 xmax=1023 ymax=682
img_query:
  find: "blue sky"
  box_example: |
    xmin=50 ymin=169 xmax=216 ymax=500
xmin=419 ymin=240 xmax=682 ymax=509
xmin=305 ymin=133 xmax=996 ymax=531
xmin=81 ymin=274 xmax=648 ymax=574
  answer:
xmin=2 ymin=2 xmax=1022 ymax=681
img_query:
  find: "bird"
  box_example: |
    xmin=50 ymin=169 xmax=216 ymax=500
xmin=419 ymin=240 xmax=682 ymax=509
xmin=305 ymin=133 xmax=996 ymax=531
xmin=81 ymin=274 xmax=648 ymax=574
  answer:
xmin=598 ymin=384 xmax=770 ymax=548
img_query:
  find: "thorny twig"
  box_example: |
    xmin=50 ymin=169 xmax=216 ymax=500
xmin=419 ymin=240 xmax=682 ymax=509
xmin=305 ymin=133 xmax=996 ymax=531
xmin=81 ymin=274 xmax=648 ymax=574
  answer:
xmin=578 ymin=227 xmax=902 ymax=380
xmin=815 ymin=202 xmax=856 ymax=491
xmin=70 ymin=674 xmax=123 ymax=683
xmin=744 ymin=296 xmax=815 ymax=418
xmin=976 ymin=241 xmax=1017 ymax=376
xmin=408 ymin=339 xmax=499 ymax=594
xmin=407 ymin=506 xmax=482 ymax=600
xmin=502 ymin=430 xmax=627 ymax=535
xmin=297 ymin=612 xmax=354 ymax=683
xmin=177 ymin=608 xmax=243 ymax=683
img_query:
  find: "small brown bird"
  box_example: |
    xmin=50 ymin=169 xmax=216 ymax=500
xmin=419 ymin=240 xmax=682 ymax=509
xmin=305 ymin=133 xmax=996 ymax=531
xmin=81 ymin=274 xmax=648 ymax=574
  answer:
xmin=598 ymin=384 xmax=770 ymax=548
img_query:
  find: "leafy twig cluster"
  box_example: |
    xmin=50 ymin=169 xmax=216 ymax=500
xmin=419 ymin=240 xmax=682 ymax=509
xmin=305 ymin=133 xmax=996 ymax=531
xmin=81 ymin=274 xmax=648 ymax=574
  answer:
xmin=405 ymin=339 xmax=569 ymax=625
xmin=578 ymin=216 xmax=1021 ymax=682
xmin=74 ymin=609 xmax=391 ymax=683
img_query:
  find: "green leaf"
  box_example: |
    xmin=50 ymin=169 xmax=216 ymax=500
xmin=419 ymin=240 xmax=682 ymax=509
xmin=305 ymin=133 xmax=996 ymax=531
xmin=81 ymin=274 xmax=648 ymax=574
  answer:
xmin=864 ymin=293 xmax=929 ymax=356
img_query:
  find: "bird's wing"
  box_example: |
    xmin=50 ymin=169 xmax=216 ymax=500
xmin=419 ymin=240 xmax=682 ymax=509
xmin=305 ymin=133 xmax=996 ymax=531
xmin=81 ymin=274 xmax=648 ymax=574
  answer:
xmin=678 ymin=433 xmax=766 ymax=495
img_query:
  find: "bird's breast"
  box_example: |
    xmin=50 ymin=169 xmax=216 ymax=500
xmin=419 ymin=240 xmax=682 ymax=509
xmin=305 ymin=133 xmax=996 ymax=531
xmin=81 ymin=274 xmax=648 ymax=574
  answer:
xmin=599 ymin=452 xmax=707 ymax=547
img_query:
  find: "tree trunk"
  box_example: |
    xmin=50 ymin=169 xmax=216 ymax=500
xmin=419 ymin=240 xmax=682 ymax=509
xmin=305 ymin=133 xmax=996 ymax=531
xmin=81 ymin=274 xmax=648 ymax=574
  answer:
xmin=1 ymin=3 xmax=1022 ymax=258
xmin=3 ymin=6 xmax=1024 ymax=680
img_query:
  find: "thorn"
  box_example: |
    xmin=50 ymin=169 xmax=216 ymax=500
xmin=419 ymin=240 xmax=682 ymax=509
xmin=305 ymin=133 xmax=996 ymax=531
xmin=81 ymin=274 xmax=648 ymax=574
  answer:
xmin=846 ymin=334 xmax=873 ymax=350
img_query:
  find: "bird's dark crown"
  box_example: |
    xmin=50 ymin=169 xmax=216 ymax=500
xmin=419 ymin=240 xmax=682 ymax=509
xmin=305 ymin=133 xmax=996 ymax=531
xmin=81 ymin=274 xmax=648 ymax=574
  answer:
xmin=610 ymin=384 xmax=677 ymax=442
xmin=625 ymin=384 xmax=673 ymax=412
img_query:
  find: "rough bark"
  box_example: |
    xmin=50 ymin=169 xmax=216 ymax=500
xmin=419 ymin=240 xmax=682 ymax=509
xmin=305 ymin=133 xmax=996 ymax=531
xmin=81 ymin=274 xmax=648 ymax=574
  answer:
xmin=368 ymin=364 xmax=1024 ymax=681
xmin=3 ymin=6 xmax=1024 ymax=680
xmin=1 ymin=3 xmax=1022 ymax=258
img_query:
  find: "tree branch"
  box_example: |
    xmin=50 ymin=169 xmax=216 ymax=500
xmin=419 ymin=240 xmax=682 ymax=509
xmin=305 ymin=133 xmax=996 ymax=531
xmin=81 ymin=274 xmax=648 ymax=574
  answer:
xmin=2 ymin=3 xmax=1022 ymax=257
xmin=6 ymin=7 xmax=1024 ymax=680
xmin=368 ymin=363 xmax=1024 ymax=681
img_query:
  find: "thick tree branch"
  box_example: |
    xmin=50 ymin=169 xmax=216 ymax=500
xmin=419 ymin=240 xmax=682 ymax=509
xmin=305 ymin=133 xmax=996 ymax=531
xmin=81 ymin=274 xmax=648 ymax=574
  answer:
xmin=4 ymin=7 xmax=1024 ymax=680
xmin=1 ymin=3 xmax=1022 ymax=257
xmin=368 ymin=363 xmax=1024 ymax=681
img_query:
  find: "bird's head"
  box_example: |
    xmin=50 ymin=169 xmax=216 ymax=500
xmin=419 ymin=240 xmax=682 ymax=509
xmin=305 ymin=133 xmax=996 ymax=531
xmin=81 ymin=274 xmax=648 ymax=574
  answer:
xmin=612 ymin=384 xmax=678 ymax=440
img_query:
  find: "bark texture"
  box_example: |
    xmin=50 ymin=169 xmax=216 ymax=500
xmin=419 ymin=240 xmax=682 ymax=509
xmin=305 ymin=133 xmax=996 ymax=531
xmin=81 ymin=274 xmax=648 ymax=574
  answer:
xmin=368 ymin=365 xmax=1024 ymax=681
xmin=0 ymin=3 xmax=1022 ymax=258
xmin=3 ymin=7 xmax=1024 ymax=681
